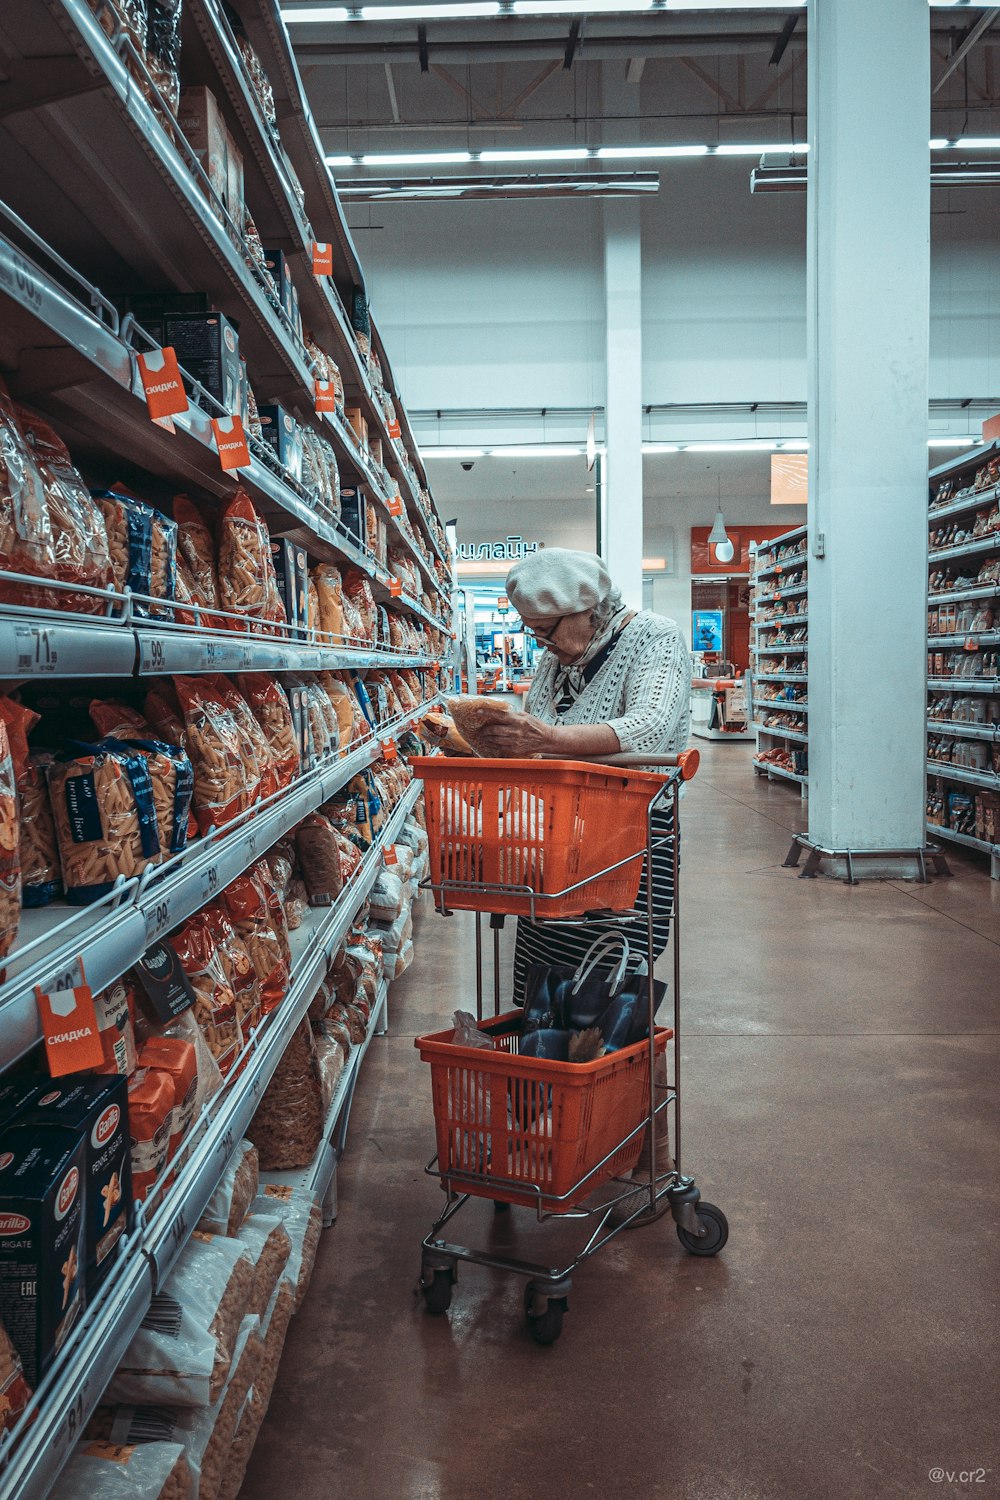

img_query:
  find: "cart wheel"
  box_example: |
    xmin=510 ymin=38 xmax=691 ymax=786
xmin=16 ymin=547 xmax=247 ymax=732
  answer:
xmin=524 ymin=1283 xmax=567 ymax=1346
xmin=422 ymin=1268 xmax=455 ymax=1314
xmin=676 ymin=1201 xmax=729 ymax=1257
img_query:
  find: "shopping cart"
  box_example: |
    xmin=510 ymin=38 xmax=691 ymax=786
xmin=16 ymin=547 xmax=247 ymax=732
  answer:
xmin=410 ymin=751 xmax=729 ymax=1345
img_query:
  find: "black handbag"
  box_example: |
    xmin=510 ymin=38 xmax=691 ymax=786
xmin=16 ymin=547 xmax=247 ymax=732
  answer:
xmin=521 ymin=935 xmax=665 ymax=1052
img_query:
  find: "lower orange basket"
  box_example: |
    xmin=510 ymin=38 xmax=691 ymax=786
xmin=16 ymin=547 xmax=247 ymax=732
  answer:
xmin=416 ymin=1013 xmax=672 ymax=1212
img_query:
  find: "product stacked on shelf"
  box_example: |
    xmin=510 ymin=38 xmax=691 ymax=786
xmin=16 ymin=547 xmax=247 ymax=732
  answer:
xmin=749 ymin=525 xmax=809 ymax=789
xmin=0 ymin=2 xmax=454 ymax=1493
xmin=926 ymin=442 xmax=1000 ymax=880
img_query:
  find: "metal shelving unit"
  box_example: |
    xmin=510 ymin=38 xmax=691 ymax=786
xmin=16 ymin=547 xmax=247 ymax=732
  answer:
xmin=925 ymin=442 xmax=1000 ymax=879
xmin=0 ymin=8 xmax=454 ymax=1490
xmin=750 ymin=525 xmax=809 ymax=796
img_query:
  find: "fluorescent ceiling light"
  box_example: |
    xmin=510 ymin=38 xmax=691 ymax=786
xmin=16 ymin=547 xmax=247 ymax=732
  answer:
xmin=361 ymin=150 xmax=472 ymax=164
xmin=511 ymin=0 xmax=652 ymax=11
xmin=479 ymin=147 xmax=590 ymax=162
xmin=598 ymin=144 xmax=708 ymax=159
xmin=424 ymin=447 xmax=487 ymax=458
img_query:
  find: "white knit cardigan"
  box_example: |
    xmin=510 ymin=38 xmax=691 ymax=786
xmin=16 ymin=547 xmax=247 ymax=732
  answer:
xmin=525 ymin=610 xmax=691 ymax=755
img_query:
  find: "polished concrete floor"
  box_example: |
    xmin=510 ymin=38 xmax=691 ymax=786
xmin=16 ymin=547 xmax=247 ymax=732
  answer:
xmin=241 ymin=746 xmax=1000 ymax=1500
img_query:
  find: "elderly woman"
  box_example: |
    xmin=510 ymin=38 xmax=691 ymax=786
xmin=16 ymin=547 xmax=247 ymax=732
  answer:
xmin=472 ymin=547 xmax=692 ymax=1011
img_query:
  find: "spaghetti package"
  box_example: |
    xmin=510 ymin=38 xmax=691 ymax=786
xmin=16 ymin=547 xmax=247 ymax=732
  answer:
xmin=172 ymin=495 xmax=222 ymax=624
xmin=18 ymin=750 xmax=61 ymax=907
xmin=236 ymin=675 xmax=299 ymax=789
xmin=17 ymin=409 xmax=114 ymax=611
xmin=173 ymin=677 xmax=252 ymax=833
xmin=203 ymin=906 xmax=262 ymax=1045
xmin=0 ymin=379 xmax=56 ymax=593
xmin=168 ymin=914 xmax=241 ymax=1077
xmin=48 ymin=742 xmax=160 ymax=903
xmin=310 ymin=563 xmax=344 ymax=645
xmin=212 ymin=678 xmax=277 ymax=801
xmin=222 ymin=872 xmax=289 ymax=1014
xmin=218 ymin=490 xmax=268 ymax=626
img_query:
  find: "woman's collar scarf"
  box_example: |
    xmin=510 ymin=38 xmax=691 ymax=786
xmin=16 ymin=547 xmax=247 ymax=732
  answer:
xmin=551 ymin=604 xmax=631 ymax=710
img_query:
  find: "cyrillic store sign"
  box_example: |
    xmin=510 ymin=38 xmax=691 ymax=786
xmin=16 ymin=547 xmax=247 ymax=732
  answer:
xmin=456 ymin=536 xmax=539 ymax=563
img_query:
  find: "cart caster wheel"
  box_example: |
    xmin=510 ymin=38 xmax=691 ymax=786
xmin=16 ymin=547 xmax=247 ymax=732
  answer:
xmin=676 ymin=1201 xmax=729 ymax=1257
xmin=421 ymin=1267 xmax=455 ymax=1314
xmin=524 ymin=1283 xmax=567 ymax=1346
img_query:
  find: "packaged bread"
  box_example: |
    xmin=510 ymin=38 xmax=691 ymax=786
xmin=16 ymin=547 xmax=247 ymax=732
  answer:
xmin=127 ymin=1066 xmax=175 ymax=1201
xmin=168 ymin=915 xmax=241 ymax=1077
xmin=197 ymin=1140 xmax=259 ymax=1238
xmin=54 ymin=1441 xmax=194 ymax=1500
xmin=0 ymin=379 xmax=56 ymax=592
xmin=48 ymin=742 xmax=161 ymax=904
xmin=137 ymin=1037 xmax=199 ymax=1162
xmin=222 ymin=872 xmax=288 ymax=1014
xmin=173 ymin=677 xmax=250 ymax=833
xmin=237 ymin=674 xmax=300 ymax=789
xmin=107 ymin=1232 xmax=255 ymax=1407
xmin=218 ymin=489 xmax=268 ymax=626
xmin=311 ymin=563 xmax=344 ymax=645
xmin=173 ymin=494 xmax=221 ymax=618
xmin=447 ymin=694 xmax=513 ymax=755
xmin=295 ymin=814 xmax=344 ymax=906
xmin=18 ymin=749 xmax=60 ymax=907
xmin=247 ymin=1021 xmax=323 ymax=1171
xmin=203 ymin=906 xmax=262 ymax=1046
xmin=17 ymin=408 xmax=114 ymax=610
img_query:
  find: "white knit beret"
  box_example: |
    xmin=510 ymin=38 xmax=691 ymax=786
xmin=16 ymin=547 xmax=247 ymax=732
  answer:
xmin=506 ymin=548 xmax=612 ymax=617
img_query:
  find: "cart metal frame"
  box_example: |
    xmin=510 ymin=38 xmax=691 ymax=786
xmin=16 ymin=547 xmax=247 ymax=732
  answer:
xmin=416 ymin=754 xmax=729 ymax=1343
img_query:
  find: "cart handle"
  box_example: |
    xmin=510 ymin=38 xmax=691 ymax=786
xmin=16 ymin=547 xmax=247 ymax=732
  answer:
xmin=543 ymin=748 xmax=700 ymax=779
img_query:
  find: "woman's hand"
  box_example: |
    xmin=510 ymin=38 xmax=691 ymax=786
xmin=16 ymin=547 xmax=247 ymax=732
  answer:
xmin=475 ymin=712 xmax=559 ymax=758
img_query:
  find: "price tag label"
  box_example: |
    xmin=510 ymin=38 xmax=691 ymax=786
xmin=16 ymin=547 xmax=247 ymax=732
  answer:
xmin=201 ymin=863 xmax=221 ymax=904
xmin=139 ymin=634 xmax=168 ymax=672
xmin=211 ymin=414 xmax=250 ymax=471
xmin=138 ymin=346 xmax=189 ymax=420
xmin=144 ymin=892 xmax=174 ymax=945
xmin=389 ymin=578 xmax=402 ymax=598
xmin=312 ymin=242 xmax=333 ymax=276
xmin=15 ymin=624 xmax=58 ymax=674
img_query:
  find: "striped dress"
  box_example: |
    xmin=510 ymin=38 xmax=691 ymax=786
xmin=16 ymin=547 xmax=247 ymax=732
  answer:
xmin=511 ymin=611 xmax=691 ymax=1004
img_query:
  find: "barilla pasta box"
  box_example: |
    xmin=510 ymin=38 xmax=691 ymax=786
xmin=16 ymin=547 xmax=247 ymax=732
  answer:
xmin=19 ymin=1077 xmax=132 ymax=1294
xmin=0 ymin=1126 xmax=86 ymax=1385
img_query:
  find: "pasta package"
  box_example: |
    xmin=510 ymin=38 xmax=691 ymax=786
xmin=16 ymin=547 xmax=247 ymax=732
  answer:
xmin=168 ymin=914 xmax=241 ymax=1077
xmin=237 ymin=675 xmax=300 ymax=789
xmin=16 ymin=409 xmax=114 ymax=610
xmin=222 ymin=873 xmax=288 ymax=1014
xmin=173 ymin=677 xmax=250 ymax=833
xmin=49 ymin=742 xmax=160 ymax=904
xmin=0 ymin=379 xmax=56 ymax=590
xmin=218 ymin=490 xmax=267 ymax=626
xmin=310 ymin=563 xmax=344 ymax=645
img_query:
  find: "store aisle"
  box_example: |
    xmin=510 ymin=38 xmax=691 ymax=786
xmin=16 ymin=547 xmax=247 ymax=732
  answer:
xmin=240 ymin=745 xmax=999 ymax=1500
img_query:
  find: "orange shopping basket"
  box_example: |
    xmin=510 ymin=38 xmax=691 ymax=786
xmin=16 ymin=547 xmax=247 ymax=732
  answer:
xmin=409 ymin=756 xmax=669 ymax=918
xmin=416 ymin=1012 xmax=672 ymax=1211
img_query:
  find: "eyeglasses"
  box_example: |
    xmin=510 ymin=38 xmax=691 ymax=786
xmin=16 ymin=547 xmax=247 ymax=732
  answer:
xmin=522 ymin=615 xmax=566 ymax=645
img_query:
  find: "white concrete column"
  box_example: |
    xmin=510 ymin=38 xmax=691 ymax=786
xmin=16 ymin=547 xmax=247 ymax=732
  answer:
xmin=806 ymin=0 xmax=929 ymax=852
xmin=601 ymin=65 xmax=644 ymax=610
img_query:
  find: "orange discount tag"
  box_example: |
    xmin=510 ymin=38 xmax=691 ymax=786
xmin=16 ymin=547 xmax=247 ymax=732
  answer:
xmin=138 ymin=347 xmax=188 ymax=420
xmin=389 ymin=577 xmax=402 ymax=597
xmin=383 ymin=843 xmax=399 ymax=866
xmin=312 ymin=242 xmax=333 ymax=276
xmin=388 ymin=493 xmax=403 ymax=518
xmin=36 ymin=974 xmax=105 ymax=1076
xmin=388 ymin=419 xmax=401 ymax=440
xmin=211 ymin=414 xmax=251 ymax=471
xmin=380 ymin=738 xmax=399 ymax=762
xmin=315 ymin=379 xmax=336 ymax=412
